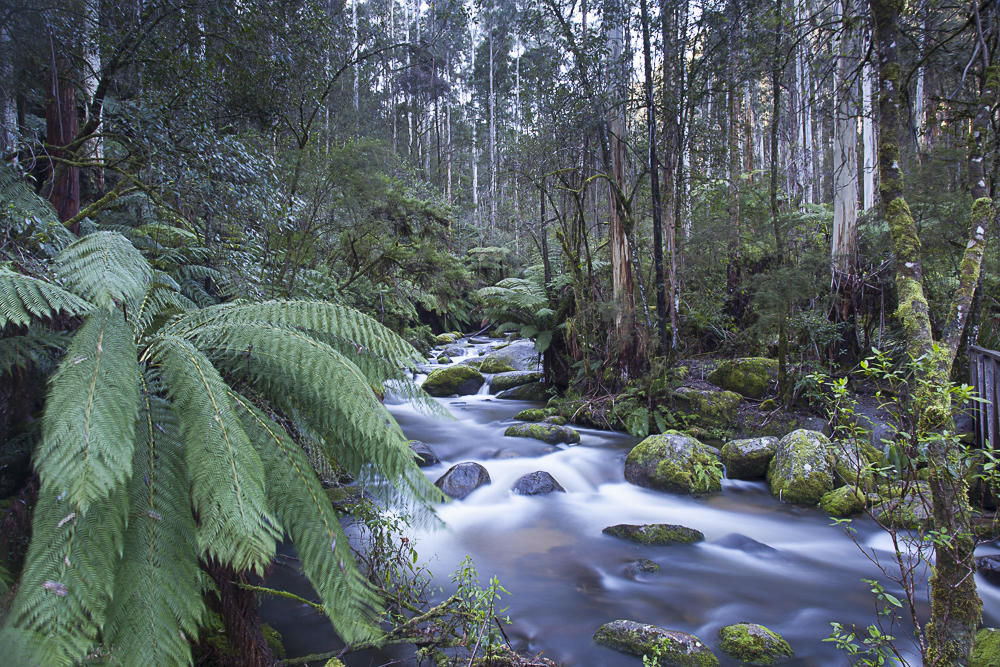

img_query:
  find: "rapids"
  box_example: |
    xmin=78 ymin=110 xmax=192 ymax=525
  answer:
xmin=262 ymin=338 xmax=1000 ymax=666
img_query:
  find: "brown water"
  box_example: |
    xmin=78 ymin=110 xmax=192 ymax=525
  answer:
xmin=261 ymin=339 xmax=1000 ymax=666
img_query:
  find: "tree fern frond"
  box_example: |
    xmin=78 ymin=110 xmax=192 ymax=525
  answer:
xmin=103 ymin=392 xmax=205 ymax=667
xmin=3 ymin=483 xmax=126 ymax=665
xmin=54 ymin=232 xmax=152 ymax=309
xmin=164 ymin=300 xmax=423 ymax=369
xmin=0 ymin=165 xmax=74 ymax=255
xmin=0 ymin=268 xmax=93 ymax=329
xmin=150 ymin=335 xmax=278 ymax=573
xmin=0 ymin=327 xmax=72 ymax=377
xmin=135 ymin=224 xmax=199 ymax=248
xmin=228 ymin=392 xmax=382 ymax=644
xmin=34 ymin=310 xmax=139 ymax=512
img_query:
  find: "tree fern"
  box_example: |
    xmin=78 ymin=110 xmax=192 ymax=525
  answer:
xmin=0 ymin=327 xmax=72 ymax=377
xmin=55 ymin=232 xmax=152 ymax=309
xmin=0 ymin=267 xmax=93 ymax=328
xmin=34 ymin=310 xmax=139 ymax=512
xmin=102 ymin=391 xmax=205 ymax=667
xmin=151 ymin=335 xmax=280 ymax=574
xmin=229 ymin=392 xmax=381 ymax=643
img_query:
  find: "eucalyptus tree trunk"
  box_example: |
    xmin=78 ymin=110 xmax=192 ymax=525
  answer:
xmin=45 ymin=58 xmax=80 ymax=227
xmin=82 ymin=0 xmax=103 ymax=193
xmin=642 ymin=0 xmax=666 ymax=357
xmin=869 ymin=0 xmax=994 ymax=662
xmin=861 ymin=27 xmax=876 ymax=211
xmin=606 ymin=22 xmax=635 ymax=335
xmin=769 ymin=0 xmax=788 ymax=400
xmin=662 ymin=0 xmax=681 ymax=352
xmin=831 ymin=0 xmax=858 ymax=274
xmin=489 ymin=29 xmax=497 ymax=230
xmin=0 ymin=26 xmax=15 ymax=154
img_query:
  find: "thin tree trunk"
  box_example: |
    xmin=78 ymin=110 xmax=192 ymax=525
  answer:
xmin=861 ymin=26 xmax=877 ymax=211
xmin=831 ymin=0 xmax=858 ymax=274
xmin=642 ymin=0 xmax=666 ymax=357
xmin=46 ymin=57 xmax=80 ymax=227
xmin=489 ymin=29 xmax=496 ymax=230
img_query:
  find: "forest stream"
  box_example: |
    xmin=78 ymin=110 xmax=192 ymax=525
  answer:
xmin=261 ymin=336 xmax=1000 ymax=667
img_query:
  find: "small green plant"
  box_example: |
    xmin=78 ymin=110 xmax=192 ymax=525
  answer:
xmin=642 ymin=638 xmax=667 ymax=666
xmin=692 ymin=458 xmax=724 ymax=490
xmin=825 ymin=580 xmax=903 ymax=666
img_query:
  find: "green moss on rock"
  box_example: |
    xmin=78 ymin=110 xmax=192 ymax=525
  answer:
xmin=718 ymin=623 xmax=793 ymax=666
xmin=514 ymin=408 xmax=550 ymax=422
xmin=496 ymin=382 xmax=549 ymax=402
xmin=491 ymin=371 xmax=543 ymax=393
xmin=422 ymin=365 xmax=485 ymax=396
xmin=721 ymin=437 xmax=779 ymax=479
xmin=602 ymin=523 xmax=705 ymax=545
xmin=594 ymin=620 xmax=718 ymax=667
xmin=672 ymin=387 xmax=742 ymax=430
xmin=480 ymin=357 xmax=517 ymax=374
xmin=766 ymin=429 xmax=835 ymax=505
xmin=708 ymin=358 xmax=778 ymax=399
xmin=820 ymin=485 xmax=866 ymax=517
xmin=505 ymin=422 xmax=580 ymax=445
xmin=625 ymin=433 xmax=723 ymax=495
xmin=435 ymin=333 xmax=457 ymax=345
xmin=972 ymin=628 xmax=1000 ymax=667
xmin=872 ymin=481 xmax=933 ymax=529
xmin=437 ymin=354 xmax=452 ymax=364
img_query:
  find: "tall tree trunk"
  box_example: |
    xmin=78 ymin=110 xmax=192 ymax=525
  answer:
xmin=607 ymin=22 xmax=635 ymax=338
xmin=46 ymin=57 xmax=80 ymax=227
xmin=869 ymin=0 xmax=993 ymax=662
xmin=489 ymin=28 xmax=497 ymax=230
xmin=832 ymin=0 xmax=858 ymax=274
xmin=642 ymin=0 xmax=666 ymax=357
xmin=861 ymin=26 xmax=877 ymax=211
xmin=770 ymin=0 xmax=788 ymax=400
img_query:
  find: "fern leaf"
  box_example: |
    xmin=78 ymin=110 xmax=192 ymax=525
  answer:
xmin=34 ymin=310 xmax=139 ymax=512
xmin=55 ymin=232 xmax=152 ymax=309
xmin=0 ymin=327 xmax=72 ymax=376
xmin=103 ymin=391 xmax=205 ymax=667
xmin=2 ymin=483 xmax=126 ymax=665
xmin=229 ymin=392 xmax=382 ymax=644
xmin=150 ymin=335 xmax=278 ymax=573
xmin=163 ymin=300 xmax=423 ymax=369
xmin=0 ymin=268 xmax=93 ymax=328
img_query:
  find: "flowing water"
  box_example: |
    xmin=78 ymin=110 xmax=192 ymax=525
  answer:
xmin=262 ymin=338 xmax=1000 ymax=666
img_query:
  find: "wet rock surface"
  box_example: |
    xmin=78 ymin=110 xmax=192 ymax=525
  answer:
xmin=435 ymin=462 xmax=491 ymax=499
xmin=512 ymin=471 xmax=566 ymax=495
xmin=593 ymin=620 xmax=718 ymax=667
xmin=721 ymin=437 xmax=778 ymax=479
xmin=718 ymin=623 xmax=794 ymax=665
xmin=602 ymin=523 xmax=705 ymax=545
xmin=422 ymin=365 xmax=485 ymax=396
xmin=624 ymin=433 xmax=722 ymax=494
xmin=408 ymin=440 xmax=440 ymax=467
xmin=766 ymin=429 xmax=835 ymax=505
xmin=504 ymin=422 xmax=581 ymax=445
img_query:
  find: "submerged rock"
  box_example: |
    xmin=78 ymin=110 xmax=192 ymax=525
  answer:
xmin=721 ymin=437 xmax=779 ymax=479
xmin=593 ymin=620 xmax=718 ymax=667
xmin=482 ymin=340 xmax=542 ymax=372
xmin=871 ymin=482 xmax=932 ymax=528
xmin=435 ymin=462 xmax=491 ymax=499
xmin=708 ymin=358 xmax=778 ymax=399
xmin=976 ymin=556 xmax=1000 ymax=587
xmin=497 ymin=382 xmax=549 ymax=401
xmin=512 ymin=471 xmax=566 ymax=495
xmin=602 ymin=523 xmax=705 ymax=545
xmin=490 ymin=371 xmax=543 ymax=393
xmin=624 ymin=433 xmax=722 ymax=494
xmin=672 ymin=386 xmax=742 ymax=430
xmin=718 ymin=623 xmax=793 ymax=666
xmin=542 ymin=415 xmax=567 ymax=425
xmin=422 ymin=365 xmax=485 ymax=397
xmin=625 ymin=558 xmax=660 ymax=578
xmin=437 ymin=354 xmax=452 ymax=364
xmin=408 ymin=440 xmax=440 ymax=467
xmin=714 ymin=533 xmax=778 ymax=556
xmin=504 ymin=422 xmax=580 ymax=445
xmin=766 ymin=429 xmax=835 ymax=505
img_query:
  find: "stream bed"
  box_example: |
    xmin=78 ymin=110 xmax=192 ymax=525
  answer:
xmin=262 ymin=338 xmax=1000 ymax=666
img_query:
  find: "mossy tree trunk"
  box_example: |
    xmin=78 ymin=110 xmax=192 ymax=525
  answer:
xmin=869 ymin=0 xmax=995 ymax=663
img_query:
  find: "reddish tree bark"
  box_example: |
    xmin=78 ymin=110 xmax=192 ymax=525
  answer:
xmin=46 ymin=57 xmax=80 ymax=228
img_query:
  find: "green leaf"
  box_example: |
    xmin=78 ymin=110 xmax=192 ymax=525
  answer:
xmin=0 ymin=267 xmax=93 ymax=328
xmin=55 ymin=231 xmax=152 ymax=309
xmin=35 ymin=309 xmax=139 ymax=511
xmin=535 ymin=330 xmax=553 ymax=354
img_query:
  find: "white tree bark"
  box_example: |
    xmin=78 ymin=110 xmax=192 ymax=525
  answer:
xmin=0 ymin=26 xmax=16 ymax=154
xmin=861 ymin=28 xmax=876 ymax=211
xmin=83 ymin=0 xmax=104 ymax=190
xmin=831 ymin=0 xmax=858 ymax=273
xmin=489 ymin=28 xmax=496 ymax=229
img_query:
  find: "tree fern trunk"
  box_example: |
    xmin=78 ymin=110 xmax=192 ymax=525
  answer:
xmin=204 ymin=559 xmax=277 ymax=667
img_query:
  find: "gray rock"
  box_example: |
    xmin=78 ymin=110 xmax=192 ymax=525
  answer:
xmin=496 ymin=382 xmax=550 ymax=401
xmin=593 ymin=620 xmax=718 ymax=667
xmin=512 ymin=471 xmax=566 ymax=495
xmin=766 ymin=429 xmax=835 ymax=504
xmin=422 ymin=365 xmax=485 ymax=397
xmin=624 ymin=433 xmax=723 ymax=494
xmin=435 ymin=462 xmax=491 ymax=499
xmin=602 ymin=524 xmax=705 ymax=545
xmin=483 ymin=339 xmax=542 ymax=371
xmin=408 ymin=440 xmax=440 ymax=467
xmin=443 ymin=346 xmax=464 ymax=357
xmin=714 ymin=533 xmax=779 ymax=556
xmin=504 ymin=422 xmax=581 ymax=445
xmin=490 ymin=371 xmax=544 ymax=393
xmin=977 ymin=555 xmax=1000 ymax=587
xmin=625 ymin=559 xmax=660 ymax=578
xmin=720 ymin=437 xmax=779 ymax=479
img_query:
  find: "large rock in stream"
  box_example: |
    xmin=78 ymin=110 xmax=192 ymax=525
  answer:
xmin=593 ymin=620 xmax=718 ymax=667
xmin=671 ymin=386 xmax=742 ymax=430
xmin=435 ymin=463 xmax=491 ymax=499
xmin=766 ymin=429 xmax=835 ymax=504
xmin=717 ymin=623 xmax=794 ymax=666
xmin=504 ymin=422 xmax=580 ymax=445
xmin=720 ymin=437 xmax=778 ymax=479
xmin=496 ymin=382 xmax=549 ymax=401
xmin=490 ymin=371 xmax=543 ymax=393
xmin=422 ymin=365 xmax=484 ymax=396
xmin=408 ymin=440 xmax=440 ymax=467
xmin=481 ymin=340 xmax=541 ymax=371
xmin=624 ymin=433 xmax=722 ymax=494
xmin=512 ymin=471 xmax=565 ymax=495
xmin=602 ymin=523 xmax=705 ymax=545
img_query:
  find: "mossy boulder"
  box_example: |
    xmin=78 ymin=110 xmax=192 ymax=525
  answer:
xmin=514 ymin=408 xmax=553 ymax=422
xmin=496 ymin=382 xmax=549 ymax=402
xmin=549 ymin=399 xmax=604 ymax=428
xmin=829 ymin=439 xmax=876 ymax=489
xmin=481 ymin=357 xmax=517 ymax=374
xmin=624 ymin=433 xmax=723 ymax=495
xmin=491 ymin=371 xmax=543 ymax=393
xmin=871 ymin=481 xmax=932 ymax=529
xmin=435 ymin=462 xmax=491 ymax=499
xmin=708 ymin=358 xmax=778 ymax=399
xmin=820 ymin=485 xmax=866 ymax=517
xmin=734 ymin=408 xmax=830 ymax=440
xmin=437 ymin=354 xmax=452 ymax=364
xmin=462 ymin=359 xmax=484 ymax=370
xmin=672 ymin=387 xmax=742 ymax=430
xmin=717 ymin=623 xmax=793 ymax=666
xmin=766 ymin=430 xmax=835 ymax=505
xmin=542 ymin=415 xmax=567 ymax=425
xmin=505 ymin=422 xmax=580 ymax=445
xmin=422 ymin=365 xmax=485 ymax=396
xmin=972 ymin=628 xmax=1000 ymax=667
xmin=721 ymin=437 xmax=779 ymax=480
xmin=435 ymin=333 xmax=457 ymax=345
xmin=602 ymin=523 xmax=705 ymax=545
xmin=593 ymin=620 xmax=718 ymax=667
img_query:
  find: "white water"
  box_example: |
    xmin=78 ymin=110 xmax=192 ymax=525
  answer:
xmin=262 ymin=339 xmax=1000 ymax=666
